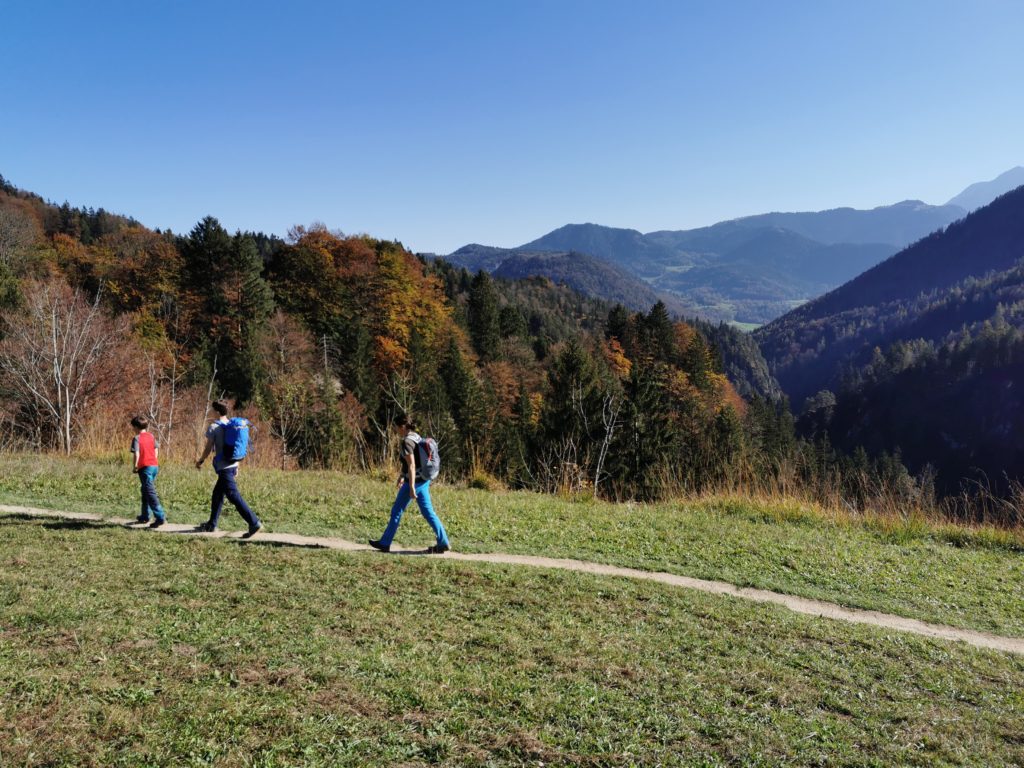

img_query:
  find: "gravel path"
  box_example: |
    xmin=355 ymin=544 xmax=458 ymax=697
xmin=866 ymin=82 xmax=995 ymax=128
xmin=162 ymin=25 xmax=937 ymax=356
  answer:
xmin=5 ymin=503 xmax=1022 ymax=656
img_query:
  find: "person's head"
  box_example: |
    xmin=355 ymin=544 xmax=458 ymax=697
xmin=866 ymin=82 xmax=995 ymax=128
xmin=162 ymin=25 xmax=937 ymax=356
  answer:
xmin=392 ymin=412 xmax=416 ymax=435
xmin=211 ymin=400 xmax=230 ymax=418
xmin=130 ymin=415 xmax=149 ymax=433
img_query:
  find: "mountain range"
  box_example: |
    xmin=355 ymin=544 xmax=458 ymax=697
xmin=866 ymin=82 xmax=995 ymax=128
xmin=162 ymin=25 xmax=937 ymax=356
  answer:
xmin=754 ymin=183 xmax=1024 ymax=492
xmin=439 ymin=168 xmax=1022 ymax=324
xmin=756 ymin=183 xmax=1024 ymax=405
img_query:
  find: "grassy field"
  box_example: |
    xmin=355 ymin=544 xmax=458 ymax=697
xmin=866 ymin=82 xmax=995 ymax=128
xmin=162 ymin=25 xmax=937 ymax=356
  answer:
xmin=2 ymin=514 xmax=1023 ymax=767
xmin=0 ymin=455 xmax=1021 ymax=640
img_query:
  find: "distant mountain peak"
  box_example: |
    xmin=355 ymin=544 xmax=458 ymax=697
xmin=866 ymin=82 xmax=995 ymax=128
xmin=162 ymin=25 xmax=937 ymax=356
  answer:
xmin=947 ymin=166 xmax=1024 ymax=211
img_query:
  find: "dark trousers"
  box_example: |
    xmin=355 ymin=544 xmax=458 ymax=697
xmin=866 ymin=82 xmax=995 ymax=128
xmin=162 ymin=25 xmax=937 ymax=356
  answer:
xmin=209 ymin=467 xmax=259 ymax=529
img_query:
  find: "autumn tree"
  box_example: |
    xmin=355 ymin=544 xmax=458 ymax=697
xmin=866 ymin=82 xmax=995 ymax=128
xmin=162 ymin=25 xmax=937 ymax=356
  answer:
xmin=0 ymin=279 xmax=139 ymax=452
xmin=95 ymin=226 xmax=183 ymax=320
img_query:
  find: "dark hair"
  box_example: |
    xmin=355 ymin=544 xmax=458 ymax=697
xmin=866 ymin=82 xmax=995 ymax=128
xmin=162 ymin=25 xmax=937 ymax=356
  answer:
xmin=130 ymin=415 xmax=149 ymax=430
xmin=392 ymin=412 xmax=416 ymax=431
xmin=211 ymin=400 xmax=230 ymax=417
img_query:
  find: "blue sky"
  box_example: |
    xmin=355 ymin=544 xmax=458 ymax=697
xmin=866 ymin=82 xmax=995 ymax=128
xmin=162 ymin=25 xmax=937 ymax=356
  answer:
xmin=2 ymin=1 xmax=1022 ymax=253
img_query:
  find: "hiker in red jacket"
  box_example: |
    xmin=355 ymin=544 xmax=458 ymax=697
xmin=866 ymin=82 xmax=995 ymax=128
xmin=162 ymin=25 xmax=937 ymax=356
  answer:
xmin=130 ymin=415 xmax=167 ymax=528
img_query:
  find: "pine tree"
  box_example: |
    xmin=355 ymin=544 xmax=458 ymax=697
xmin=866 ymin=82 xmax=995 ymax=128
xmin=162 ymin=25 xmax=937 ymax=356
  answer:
xmin=468 ymin=270 xmax=501 ymax=361
xmin=179 ymin=219 xmax=274 ymax=404
xmin=642 ymin=301 xmax=676 ymax=362
xmin=223 ymin=233 xmax=274 ymax=405
xmin=439 ymin=337 xmax=486 ymax=474
xmin=499 ymin=304 xmax=528 ymax=339
xmin=542 ymin=339 xmax=604 ymax=464
xmin=607 ymin=361 xmax=673 ymax=500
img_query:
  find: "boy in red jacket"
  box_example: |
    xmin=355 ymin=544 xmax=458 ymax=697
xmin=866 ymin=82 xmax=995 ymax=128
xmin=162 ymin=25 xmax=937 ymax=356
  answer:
xmin=131 ymin=415 xmax=167 ymax=528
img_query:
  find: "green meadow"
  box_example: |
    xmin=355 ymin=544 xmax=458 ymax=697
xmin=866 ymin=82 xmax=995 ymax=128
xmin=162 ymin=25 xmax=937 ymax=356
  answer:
xmin=2 ymin=512 xmax=1023 ymax=766
xmin=2 ymin=455 xmax=1023 ymax=765
xmin=1 ymin=455 xmax=1021 ymax=637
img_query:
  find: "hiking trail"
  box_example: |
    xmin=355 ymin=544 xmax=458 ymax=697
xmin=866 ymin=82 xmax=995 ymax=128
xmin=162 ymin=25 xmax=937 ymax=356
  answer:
xmin=4 ymin=503 xmax=1023 ymax=657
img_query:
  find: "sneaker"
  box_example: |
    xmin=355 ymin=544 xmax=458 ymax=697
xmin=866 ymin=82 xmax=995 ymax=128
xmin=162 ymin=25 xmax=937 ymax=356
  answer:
xmin=135 ymin=515 xmax=150 ymax=524
xmin=196 ymin=522 xmax=217 ymax=533
xmin=368 ymin=539 xmax=390 ymax=553
xmin=427 ymin=543 xmax=450 ymax=554
xmin=242 ymin=524 xmax=262 ymax=539
xmin=149 ymin=518 xmax=165 ymax=529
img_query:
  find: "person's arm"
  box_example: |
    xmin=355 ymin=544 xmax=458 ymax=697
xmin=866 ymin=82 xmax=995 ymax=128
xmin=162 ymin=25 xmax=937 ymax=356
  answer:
xmin=195 ymin=432 xmax=215 ymax=469
xmin=406 ymin=443 xmax=417 ymax=499
xmin=131 ymin=437 xmax=141 ymax=472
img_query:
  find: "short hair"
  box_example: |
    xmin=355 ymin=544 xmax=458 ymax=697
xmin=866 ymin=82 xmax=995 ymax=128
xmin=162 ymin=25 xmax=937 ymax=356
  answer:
xmin=393 ymin=412 xmax=416 ymax=431
xmin=130 ymin=415 xmax=149 ymax=430
xmin=211 ymin=400 xmax=230 ymax=416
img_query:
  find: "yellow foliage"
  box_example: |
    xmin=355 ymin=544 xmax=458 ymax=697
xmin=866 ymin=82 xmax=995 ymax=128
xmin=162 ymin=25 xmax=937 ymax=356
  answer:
xmin=528 ymin=393 xmax=544 ymax=427
xmin=604 ymin=338 xmax=632 ymax=377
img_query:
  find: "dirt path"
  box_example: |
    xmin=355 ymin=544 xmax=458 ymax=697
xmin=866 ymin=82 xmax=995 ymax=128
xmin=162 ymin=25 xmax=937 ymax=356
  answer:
xmin=5 ymin=503 xmax=1024 ymax=657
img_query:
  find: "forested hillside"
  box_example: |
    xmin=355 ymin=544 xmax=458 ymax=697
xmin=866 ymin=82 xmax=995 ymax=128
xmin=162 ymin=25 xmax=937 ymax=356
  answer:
xmin=473 ymin=198 xmax=969 ymax=323
xmin=442 ymin=244 xmax=690 ymax=314
xmin=0 ymin=175 xmax=806 ymax=502
xmin=758 ymin=185 xmax=1024 ymax=495
xmin=757 ymin=185 xmax=1024 ymax=404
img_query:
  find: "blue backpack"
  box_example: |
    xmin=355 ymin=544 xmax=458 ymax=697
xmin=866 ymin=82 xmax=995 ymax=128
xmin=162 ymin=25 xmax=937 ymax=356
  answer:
xmin=221 ymin=417 xmax=251 ymax=462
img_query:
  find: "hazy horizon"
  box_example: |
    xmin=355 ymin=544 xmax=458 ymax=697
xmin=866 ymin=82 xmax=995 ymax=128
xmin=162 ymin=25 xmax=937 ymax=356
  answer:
xmin=3 ymin=1 xmax=1022 ymax=253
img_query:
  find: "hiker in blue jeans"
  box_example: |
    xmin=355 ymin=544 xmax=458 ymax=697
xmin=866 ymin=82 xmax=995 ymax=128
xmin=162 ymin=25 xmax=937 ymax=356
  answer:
xmin=194 ymin=399 xmax=262 ymax=538
xmin=130 ymin=415 xmax=166 ymax=528
xmin=370 ymin=413 xmax=450 ymax=554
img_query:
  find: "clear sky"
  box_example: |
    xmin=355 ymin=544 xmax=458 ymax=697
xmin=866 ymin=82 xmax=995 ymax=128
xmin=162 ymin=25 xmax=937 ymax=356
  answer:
xmin=2 ymin=1 xmax=1022 ymax=253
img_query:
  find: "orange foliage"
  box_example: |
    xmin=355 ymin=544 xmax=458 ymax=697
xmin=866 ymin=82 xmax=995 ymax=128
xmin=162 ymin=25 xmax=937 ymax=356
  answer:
xmin=279 ymin=229 xmax=454 ymax=379
xmin=604 ymin=337 xmax=632 ymax=377
xmin=482 ymin=361 xmax=520 ymax=417
xmin=674 ymin=321 xmax=698 ymax=353
xmin=95 ymin=227 xmax=182 ymax=316
xmin=711 ymin=372 xmax=747 ymax=417
xmin=373 ymin=335 xmax=407 ymax=371
xmin=51 ymin=233 xmax=94 ymax=283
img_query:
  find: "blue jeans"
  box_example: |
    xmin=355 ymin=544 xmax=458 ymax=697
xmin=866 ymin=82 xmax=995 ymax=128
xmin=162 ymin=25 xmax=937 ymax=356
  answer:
xmin=379 ymin=479 xmax=449 ymax=548
xmin=137 ymin=466 xmax=165 ymax=522
xmin=209 ymin=467 xmax=260 ymax=529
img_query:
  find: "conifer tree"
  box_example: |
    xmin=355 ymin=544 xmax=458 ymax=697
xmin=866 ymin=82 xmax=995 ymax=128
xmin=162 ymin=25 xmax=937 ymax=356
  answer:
xmin=607 ymin=361 xmax=673 ymax=500
xmin=180 ymin=218 xmax=273 ymax=404
xmin=641 ymin=301 xmax=676 ymax=362
xmin=439 ymin=337 xmax=485 ymax=473
xmin=468 ymin=270 xmax=501 ymax=361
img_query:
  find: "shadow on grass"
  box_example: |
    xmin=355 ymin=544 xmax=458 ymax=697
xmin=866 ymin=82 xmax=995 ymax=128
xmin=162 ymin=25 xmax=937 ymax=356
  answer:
xmin=237 ymin=539 xmax=331 ymax=550
xmin=236 ymin=538 xmax=434 ymax=556
xmin=0 ymin=514 xmax=125 ymax=532
xmin=43 ymin=519 xmax=126 ymax=532
xmin=0 ymin=513 xmax=47 ymax=524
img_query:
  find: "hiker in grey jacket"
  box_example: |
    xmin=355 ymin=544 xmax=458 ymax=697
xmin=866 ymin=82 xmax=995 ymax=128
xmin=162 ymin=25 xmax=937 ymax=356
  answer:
xmin=369 ymin=413 xmax=449 ymax=553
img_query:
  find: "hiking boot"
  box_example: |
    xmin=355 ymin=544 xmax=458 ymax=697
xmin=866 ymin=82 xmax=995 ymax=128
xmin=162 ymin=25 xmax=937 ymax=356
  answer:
xmin=149 ymin=518 xmax=165 ymax=529
xmin=196 ymin=522 xmax=217 ymax=533
xmin=427 ymin=543 xmax=450 ymax=554
xmin=368 ymin=539 xmax=390 ymax=553
xmin=243 ymin=524 xmax=262 ymax=539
